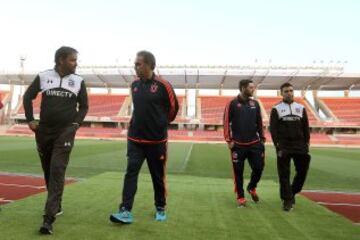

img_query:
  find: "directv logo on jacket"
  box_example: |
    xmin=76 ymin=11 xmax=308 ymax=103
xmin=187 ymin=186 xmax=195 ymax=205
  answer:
xmin=45 ymin=90 xmax=74 ymax=98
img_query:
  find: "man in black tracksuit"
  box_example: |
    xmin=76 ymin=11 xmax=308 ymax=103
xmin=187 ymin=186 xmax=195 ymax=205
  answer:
xmin=223 ymin=79 xmax=265 ymax=207
xmin=23 ymin=46 xmax=88 ymax=234
xmin=110 ymin=51 xmax=178 ymax=224
xmin=270 ymin=83 xmax=311 ymax=211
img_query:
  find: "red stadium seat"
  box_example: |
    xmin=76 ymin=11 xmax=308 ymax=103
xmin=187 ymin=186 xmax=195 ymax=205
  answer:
xmin=87 ymin=94 xmax=126 ymax=117
xmin=199 ymin=96 xmax=234 ymax=124
xmin=18 ymin=94 xmax=127 ymax=118
xmin=320 ymin=97 xmax=360 ymax=125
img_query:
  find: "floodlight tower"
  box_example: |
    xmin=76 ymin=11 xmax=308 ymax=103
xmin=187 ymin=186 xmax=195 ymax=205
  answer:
xmin=19 ymin=55 xmax=27 ymax=98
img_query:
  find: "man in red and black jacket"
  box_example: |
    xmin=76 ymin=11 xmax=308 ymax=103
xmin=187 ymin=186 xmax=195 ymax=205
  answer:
xmin=110 ymin=51 xmax=178 ymax=224
xmin=223 ymin=79 xmax=265 ymax=207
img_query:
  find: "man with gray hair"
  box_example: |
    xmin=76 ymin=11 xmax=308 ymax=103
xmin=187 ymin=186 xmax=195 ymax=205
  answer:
xmin=110 ymin=51 xmax=178 ymax=224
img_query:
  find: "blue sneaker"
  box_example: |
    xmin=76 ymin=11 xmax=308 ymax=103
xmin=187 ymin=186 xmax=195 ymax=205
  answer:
xmin=155 ymin=209 xmax=167 ymax=221
xmin=110 ymin=207 xmax=133 ymax=224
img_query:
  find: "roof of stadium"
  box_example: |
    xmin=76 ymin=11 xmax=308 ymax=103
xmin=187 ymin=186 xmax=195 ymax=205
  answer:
xmin=1 ymin=64 xmax=360 ymax=90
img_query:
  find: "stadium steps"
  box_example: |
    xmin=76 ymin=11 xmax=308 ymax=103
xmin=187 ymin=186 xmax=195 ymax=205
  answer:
xmin=303 ymin=97 xmax=322 ymax=123
xmin=118 ymin=96 xmax=131 ymax=116
xmin=315 ymin=97 xmax=339 ymax=122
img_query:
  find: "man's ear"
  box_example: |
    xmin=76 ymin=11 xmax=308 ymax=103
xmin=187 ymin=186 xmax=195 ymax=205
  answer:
xmin=59 ymin=57 xmax=64 ymax=66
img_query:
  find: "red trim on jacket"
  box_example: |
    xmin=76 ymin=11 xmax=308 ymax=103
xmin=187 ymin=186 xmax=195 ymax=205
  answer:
xmin=128 ymin=136 xmax=168 ymax=144
xmin=233 ymin=139 xmax=260 ymax=146
xmin=154 ymin=76 xmax=177 ymax=122
xmin=223 ymin=100 xmax=232 ymax=142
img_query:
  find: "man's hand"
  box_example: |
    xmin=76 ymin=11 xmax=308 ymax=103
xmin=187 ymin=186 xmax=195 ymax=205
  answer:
xmin=72 ymin=122 xmax=80 ymax=130
xmin=28 ymin=120 xmax=39 ymax=132
xmin=73 ymin=123 xmax=80 ymax=131
xmin=275 ymin=143 xmax=280 ymax=152
xmin=227 ymin=141 xmax=234 ymax=149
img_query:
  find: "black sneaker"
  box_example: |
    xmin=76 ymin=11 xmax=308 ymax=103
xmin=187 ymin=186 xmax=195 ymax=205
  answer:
xmin=39 ymin=215 xmax=55 ymax=235
xmin=282 ymin=200 xmax=293 ymax=212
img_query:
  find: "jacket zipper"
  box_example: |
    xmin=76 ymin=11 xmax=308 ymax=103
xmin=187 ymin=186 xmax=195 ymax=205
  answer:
xmin=288 ymin=103 xmax=293 ymax=115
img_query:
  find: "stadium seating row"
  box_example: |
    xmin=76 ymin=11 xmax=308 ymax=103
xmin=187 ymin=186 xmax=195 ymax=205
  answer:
xmin=14 ymin=94 xmax=360 ymax=126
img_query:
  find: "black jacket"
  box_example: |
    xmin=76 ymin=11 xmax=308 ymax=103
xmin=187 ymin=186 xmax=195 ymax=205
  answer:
xmin=223 ymin=95 xmax=265 ymax=146
xmin=23 ymin=69 xmax=88 ymax=129
xmin=127 ymin=74 xmax=179 ymax=143
xmin=270 ymin=100 xmax=310 ymax=153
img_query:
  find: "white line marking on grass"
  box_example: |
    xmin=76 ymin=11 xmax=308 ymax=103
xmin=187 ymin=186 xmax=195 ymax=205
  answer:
xmin=355 ymin=222 xmax=360 ymax=226
xmin=181 ymin=143 xmax=193 ymax=172
xmin=0 ymin=198 xmax=14 ymax=203
xmin=0 ymin=172 xmax=44 ymax=178
xmin=303 ymin=190 xmax=360 ymax=195
xmin=0 ymin=172 xmax=79 ymax=181
xmin=0 ymin=183 xmax=45 ymax=190
xmin=318 ymin=202 xmax=360 ymax=207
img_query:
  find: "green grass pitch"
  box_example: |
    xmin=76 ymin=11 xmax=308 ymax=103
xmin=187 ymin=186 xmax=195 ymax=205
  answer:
xmin=0 ymin=136 xmax=359 ymax=239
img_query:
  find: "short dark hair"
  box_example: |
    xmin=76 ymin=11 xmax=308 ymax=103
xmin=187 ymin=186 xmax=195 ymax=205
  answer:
xmin=239 ymin=79 xmax=253 ymax=91
xmin=280 ymin=82 xmax=293 ymax=91
xmin=55 ymin=46 xmax=78 ymax=66
xmin=137 ymin=50 xmax=156 ymax=70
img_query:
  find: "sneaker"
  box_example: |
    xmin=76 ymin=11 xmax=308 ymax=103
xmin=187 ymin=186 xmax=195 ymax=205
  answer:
xmin=56 ymin=207 xmax=63 ymax=216
xmin=43 ymin=204 xmax=63 ymax=216
xmin=155 ymin=208 xmax=167 ymax=221
xmin=39 ymin=215 xmax=55 ymax=235
xmin=237 ymin=198 xmax=247 ymax=208
xmin=110 ymin=207 xmax=133 ymax=224
xmin=247 ymin=188 xmax=259 ymax=203
xmin=282 ymin=200 xmax=293 ymax=212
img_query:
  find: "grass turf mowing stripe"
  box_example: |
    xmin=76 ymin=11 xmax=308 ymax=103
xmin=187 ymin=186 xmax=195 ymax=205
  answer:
xmin=180 ymin=143 xmax=193 ymax=172
xmin=0 ymin=172 xmax=359 ymax=240
xmin=1 ymin=136 xmax=360 ymax=193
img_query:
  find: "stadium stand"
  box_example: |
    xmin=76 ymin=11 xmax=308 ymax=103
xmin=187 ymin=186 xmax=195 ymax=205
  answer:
xmin=168 ymin=129 xmax=190 ymax=140
xmin=2 ymin=65 xmax=360 ymax=146
xmin=174 ymin=96 xmax=188 ymax=123
xmin=309 ymin=133 xmax=334 ymax=145
xmin=318 ymin=97 xmax=360 ymax=125
xmin=0 ymin=91 xmax=9 ymax=100
xmin=256 ymin=96 xmax=282 ymax=124
xmin=334 ymin=134 xmax=360 ymax=145
xmin=198 ymin=96 xmax=233 ymax=124
xmin=87 ymin=94 xmax=127 ymax=117
xmin=16 ymin=94 xmax=129 ymax=120
xmin=18 ymin=94 xmax=42 ymax=115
